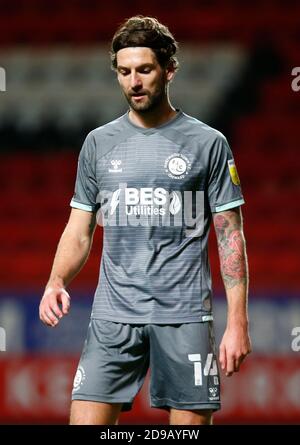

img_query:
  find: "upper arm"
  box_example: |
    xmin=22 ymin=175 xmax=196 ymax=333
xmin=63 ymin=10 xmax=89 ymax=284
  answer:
xmin=64 ymin=208 xmax=97 ymax=242
xmin=70 ymin=133 xmax=99 ymax=213
xmin=207 ymin=134 xmax=244 ymax=213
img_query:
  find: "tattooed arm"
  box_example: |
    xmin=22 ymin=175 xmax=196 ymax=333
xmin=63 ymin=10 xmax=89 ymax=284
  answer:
xmin=213 ymin=207 xmax=251 ymax=376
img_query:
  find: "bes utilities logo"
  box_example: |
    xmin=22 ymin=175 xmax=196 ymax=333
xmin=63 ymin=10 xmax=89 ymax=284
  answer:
xmin=96 ymin=183 xmax=205 ymax=238
xmin=164 ymin=153 xmax=191 ymax=179
xmin=110 ymin=187 xmax=181 ymax=216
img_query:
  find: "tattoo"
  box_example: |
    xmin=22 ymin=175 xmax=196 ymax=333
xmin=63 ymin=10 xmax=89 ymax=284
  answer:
xmin=213 ymin=209 xmax=248 ymax=289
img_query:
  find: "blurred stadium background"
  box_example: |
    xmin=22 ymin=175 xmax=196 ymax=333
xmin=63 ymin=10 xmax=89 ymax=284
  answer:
xmin=0 ymin=0 xmax=300 ymax=424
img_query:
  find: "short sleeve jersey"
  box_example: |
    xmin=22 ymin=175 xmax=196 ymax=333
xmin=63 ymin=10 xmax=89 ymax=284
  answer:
xmin=71 ymin=110 xmax=244 ymax=323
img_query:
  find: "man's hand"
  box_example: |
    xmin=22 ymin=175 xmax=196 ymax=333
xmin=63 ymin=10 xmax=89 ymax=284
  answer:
xmin=39 ymin=286 xmax=71 ymax=327
xmin=219 ymin=325 xmax=252 ymax=377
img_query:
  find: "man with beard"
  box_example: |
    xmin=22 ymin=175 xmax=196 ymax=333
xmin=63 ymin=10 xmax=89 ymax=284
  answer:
xmin=39 ymin=16 xmax=251 ymax=425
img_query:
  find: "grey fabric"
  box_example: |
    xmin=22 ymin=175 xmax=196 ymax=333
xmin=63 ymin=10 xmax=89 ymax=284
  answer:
xmin=72 ymin=320 xmax=221 ymax=412
xmin=70 ymin=110 xmax=244 ymax=323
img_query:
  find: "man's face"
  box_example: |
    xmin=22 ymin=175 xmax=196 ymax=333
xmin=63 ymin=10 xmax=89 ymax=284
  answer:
xmin=116 ymin=47 xmax=174 ymax=113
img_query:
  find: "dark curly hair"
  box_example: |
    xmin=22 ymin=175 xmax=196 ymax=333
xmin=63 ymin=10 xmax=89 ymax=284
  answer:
xmin=110 ymin=16 xmax=179 ymax=71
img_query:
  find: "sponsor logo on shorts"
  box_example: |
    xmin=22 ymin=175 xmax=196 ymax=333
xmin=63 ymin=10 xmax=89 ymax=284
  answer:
xmin=73 ymin=366 xmax=86 ymax=392
xmin=209 ymin=386 xmax=219 ymax=401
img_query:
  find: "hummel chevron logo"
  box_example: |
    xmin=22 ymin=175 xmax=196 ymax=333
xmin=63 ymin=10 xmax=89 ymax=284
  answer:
xmin=108 ymin=160 xmax=122 ymax=173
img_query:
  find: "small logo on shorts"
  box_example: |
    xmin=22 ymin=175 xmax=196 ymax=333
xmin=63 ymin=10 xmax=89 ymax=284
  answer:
xmin=209 ymin=387 xmax=219 ymax=401
xmin=73 ymin=366 xmax=86 ymax=392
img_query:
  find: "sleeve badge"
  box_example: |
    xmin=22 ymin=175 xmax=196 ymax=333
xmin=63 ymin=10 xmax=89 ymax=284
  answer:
xmin=227 ymin=159 xmax=241 ymax=186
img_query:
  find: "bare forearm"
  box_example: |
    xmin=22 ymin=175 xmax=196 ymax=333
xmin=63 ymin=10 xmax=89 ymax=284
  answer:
xmin=214 ymin=208 xmax=251 ymax=374
xmin=47 ymin=229 xmax=93 ymax=288
xmin=225 ymin=283 xmax=248 ymax=328
xmin=214 ymin=208 xmax=249 ymax=324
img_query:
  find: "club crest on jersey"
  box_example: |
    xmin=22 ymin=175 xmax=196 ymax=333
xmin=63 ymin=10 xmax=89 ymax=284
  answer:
xmin=164 ymin=153 xmax=191 ymax=179
xmin=108 ymin=159 xmax=122 ymax=173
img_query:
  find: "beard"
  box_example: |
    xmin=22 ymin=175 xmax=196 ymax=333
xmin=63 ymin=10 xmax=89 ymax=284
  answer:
xmin=124 ymin=79 xmax=166 ymax=113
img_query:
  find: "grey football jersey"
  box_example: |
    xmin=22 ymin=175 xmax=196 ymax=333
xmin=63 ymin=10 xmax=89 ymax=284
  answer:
xmin=70 ymin=110 xmax=244 ymax=323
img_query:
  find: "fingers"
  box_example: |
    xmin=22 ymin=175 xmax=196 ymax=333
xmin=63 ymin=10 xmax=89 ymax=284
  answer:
xmin=220 ymin=350 xmax=246 ymax=377
xmin=39 ymin=304 xmax=59 ymax=327
xmin=219 ymin=331 xmax=251 ymax=377
xmin=234 ymin=357 xmax=241 ymax=373
xmin=39 ymin=290 xmax=60 ymax=327
xmin=60 ymin=289 xmax=71 ymax=315
xmin=50 ymin=299 xmax=63 ymax=320
xmin=225 ymin=354 xmax=235 ymax=377
xmin=234 ymin=355 xmax=246 ymax=373
xmin=219 ymin=343 xmax=226 ymax=373
xmin=39 ymin=287 xmax=71 ymax=327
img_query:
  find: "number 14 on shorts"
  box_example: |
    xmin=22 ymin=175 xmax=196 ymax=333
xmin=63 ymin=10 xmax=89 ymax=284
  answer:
xmin=188 ymin=353 xmax=218 ymax=386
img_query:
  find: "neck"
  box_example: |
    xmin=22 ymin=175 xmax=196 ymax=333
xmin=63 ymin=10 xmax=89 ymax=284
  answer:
xmin=128 ymin=99 xmax=177 ymax=129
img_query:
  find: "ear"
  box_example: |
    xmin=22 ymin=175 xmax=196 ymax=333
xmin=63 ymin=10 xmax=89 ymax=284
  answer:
xmin=166 ymin=64 xmax=176 ymax=83
xmin=116 ymin=70 xmax=122 ymax=86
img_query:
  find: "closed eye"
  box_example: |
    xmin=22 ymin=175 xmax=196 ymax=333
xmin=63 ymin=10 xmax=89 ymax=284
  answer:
xmin=139 ymin=68 xmax=152 ymax=74
xmin=118 ymin=69 xmax=130 ymax=76
xmin=117 ymin=65 xmax=154 ymax=75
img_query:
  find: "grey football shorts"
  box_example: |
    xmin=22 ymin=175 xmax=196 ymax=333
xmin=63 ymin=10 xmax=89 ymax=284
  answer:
xmin=72 ymin=319 xmax=221 ymax=412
